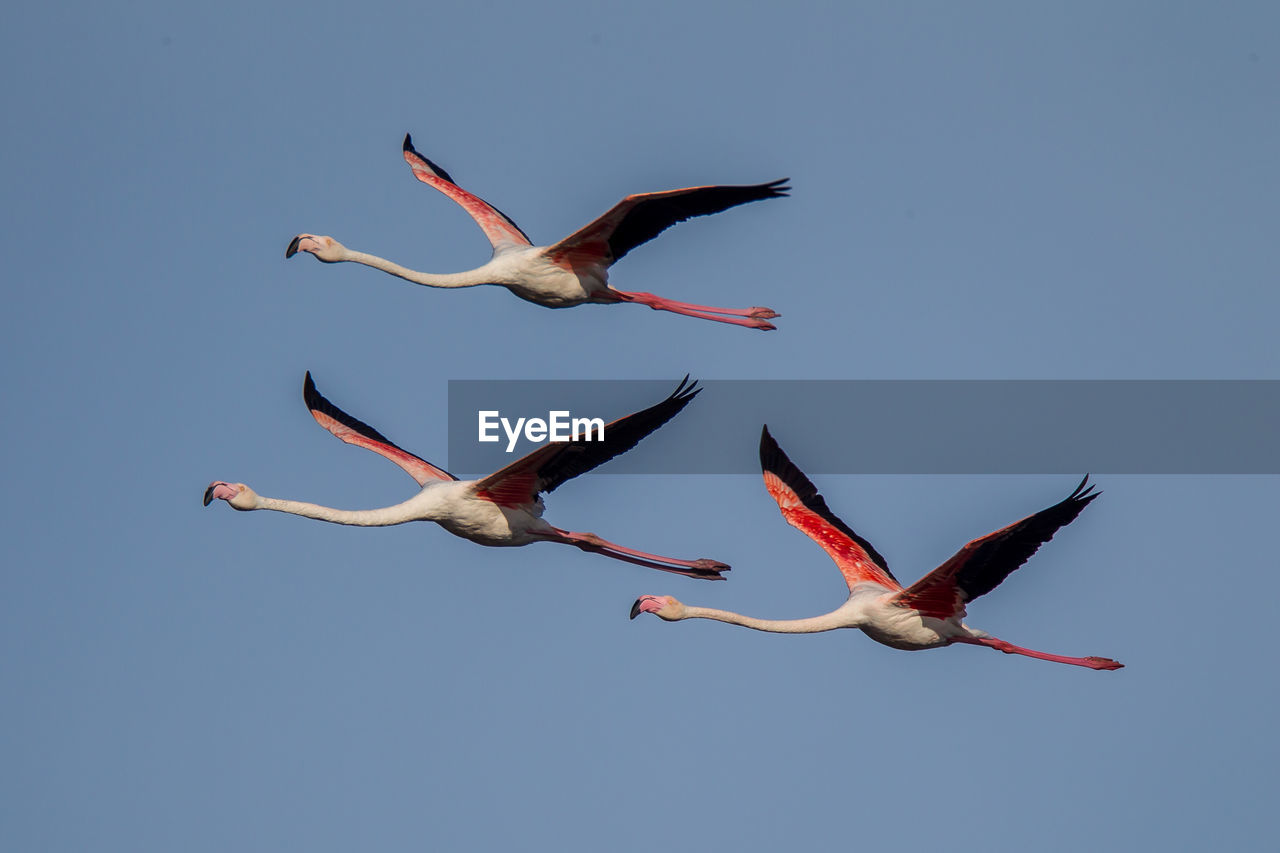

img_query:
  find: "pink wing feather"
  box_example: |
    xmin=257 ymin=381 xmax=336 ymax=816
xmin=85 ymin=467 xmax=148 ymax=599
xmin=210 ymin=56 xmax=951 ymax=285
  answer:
xmin=759 ymin=427 xmax=901 ymax=592
xmin=303 ymin=372 xmax=455 ymax=487
xmin=402 ymin=134 xmax=532 ymax=253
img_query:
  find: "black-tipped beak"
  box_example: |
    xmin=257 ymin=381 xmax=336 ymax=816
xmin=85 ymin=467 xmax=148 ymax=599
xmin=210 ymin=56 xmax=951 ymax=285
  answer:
xmin=285 ymin=235 xmax=302 ymax=258
xmin=202 ymin=485 xmax=215 ymax=507
xmin=629 ymin=598 xmax=643 ymax=620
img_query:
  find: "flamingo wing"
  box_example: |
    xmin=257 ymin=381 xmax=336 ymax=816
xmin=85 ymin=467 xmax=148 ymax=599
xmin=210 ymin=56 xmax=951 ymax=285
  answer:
xmin=545 ymin=179 xmax=789 ymax=267
xmin=759 ymin=426 xmax=901 ymax=592
xmin=402 ymin=134 xmax=533 ymax=253
xmin=473 ymin=377 xmax=701 ymax=507
xmin=303 ymin=371 xmax=456 ymax=486
xmin=893 ymin=477 xmax=1100 ymax=619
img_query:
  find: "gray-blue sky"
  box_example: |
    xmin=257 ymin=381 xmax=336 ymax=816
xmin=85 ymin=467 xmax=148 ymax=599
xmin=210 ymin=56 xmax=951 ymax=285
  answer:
xmin=3 ymin=2 xmax=1278 ymax=850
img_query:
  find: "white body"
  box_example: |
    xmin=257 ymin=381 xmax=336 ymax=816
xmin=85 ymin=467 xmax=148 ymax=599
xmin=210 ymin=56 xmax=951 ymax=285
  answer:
xmin=843 ymin=582 xmax=982 ymax=650
xmin=396 ymin=480 xmax=553 ymax=547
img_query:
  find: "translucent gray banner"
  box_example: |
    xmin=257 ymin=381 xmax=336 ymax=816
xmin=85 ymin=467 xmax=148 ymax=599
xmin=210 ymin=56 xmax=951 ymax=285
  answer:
xmin=446 ymin=380 xmax=1280 ymax=475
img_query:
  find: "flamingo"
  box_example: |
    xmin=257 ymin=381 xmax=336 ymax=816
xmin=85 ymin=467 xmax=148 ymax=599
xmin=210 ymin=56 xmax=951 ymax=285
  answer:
xmin=630 ymin=427 xmax=1123 ymax=669
xmin=286 ymin=134 xmax=786 ymax=331
xmin=204 ymin=374 xmax=728 ymax=579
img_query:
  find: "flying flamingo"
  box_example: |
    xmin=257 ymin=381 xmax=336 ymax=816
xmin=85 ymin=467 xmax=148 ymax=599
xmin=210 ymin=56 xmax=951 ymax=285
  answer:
xmin=286 ymin=134 xmax=785 ymax=331
xmin=204 ymin=374 xmax=728 ymax=579
xmin=631 ymin=427 xmax=1122 ymax=669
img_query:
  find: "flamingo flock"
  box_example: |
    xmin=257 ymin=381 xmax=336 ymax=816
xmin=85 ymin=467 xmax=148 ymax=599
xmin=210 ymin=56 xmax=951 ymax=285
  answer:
xmin=207 ymin=132 xmax=1124 ymax=674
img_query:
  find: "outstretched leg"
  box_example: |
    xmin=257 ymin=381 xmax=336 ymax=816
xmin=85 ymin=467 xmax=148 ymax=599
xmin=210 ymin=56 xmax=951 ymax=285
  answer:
xmin=611 ymin=289 xmax=780 ymax=330
xmin=546 ymin=528 xmax=729 ymax=580
xmin=951 ymin=636 xmax=1123 ymax=671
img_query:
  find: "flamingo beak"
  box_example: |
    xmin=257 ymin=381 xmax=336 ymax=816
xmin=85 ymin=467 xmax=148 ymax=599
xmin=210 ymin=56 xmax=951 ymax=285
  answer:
xmin=285 ymin=235 xmax=303 ymax=258
xmin=204 ymin=482 xmax=239 ymax=506
xmin=629 ymin=598 xmax=644 ymax=620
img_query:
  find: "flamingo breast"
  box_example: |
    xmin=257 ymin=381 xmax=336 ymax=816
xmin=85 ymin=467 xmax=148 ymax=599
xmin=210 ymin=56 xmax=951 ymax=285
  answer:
xmin=422 ymin=485 xmax=549 ymax=547
xmin=497 ymin=250 xmax=604 ymax=307
xmin=845 ymin=586 xmax=953 ymax=651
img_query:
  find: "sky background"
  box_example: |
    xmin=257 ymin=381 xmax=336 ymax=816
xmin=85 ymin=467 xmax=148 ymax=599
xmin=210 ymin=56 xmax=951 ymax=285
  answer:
xmin=3 ymin=2 xmax=1278 ymax=850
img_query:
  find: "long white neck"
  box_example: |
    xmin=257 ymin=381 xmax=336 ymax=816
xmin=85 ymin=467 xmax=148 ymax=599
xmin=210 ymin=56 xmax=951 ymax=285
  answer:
xmin=341 ymin=248 xmax=491 ymax=289
xmin=251 ymin=495 xmax=430 ymax=527
xmin=678 ymin=605 xmax=854 ymax=634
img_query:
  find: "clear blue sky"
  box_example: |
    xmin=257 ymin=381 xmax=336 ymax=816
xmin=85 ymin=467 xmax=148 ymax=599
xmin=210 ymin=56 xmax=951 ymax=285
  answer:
xmin=3 ymin=2 xmax=1278 ymax=850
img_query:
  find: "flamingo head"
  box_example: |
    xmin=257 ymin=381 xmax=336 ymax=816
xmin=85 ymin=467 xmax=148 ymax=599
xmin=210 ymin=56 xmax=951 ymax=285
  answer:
xmin=629 ymin=595 xmax=685 ymax=621
xmin=286 ymin=234 xmax=346 ymax=263
xmin=203 ymin=481 xmax=259 ymax=510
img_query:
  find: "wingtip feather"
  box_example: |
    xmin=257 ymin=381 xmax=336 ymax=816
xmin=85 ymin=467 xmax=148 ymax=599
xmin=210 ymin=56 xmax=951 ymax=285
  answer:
xmin=765 ymin=178 xmax=791 ymax=197
xmin=302 ymin=370 xmax=319 ymax=408
xmin=668 ymin=375 xmax=700 ymax=405
xmin=758 ymin=423 xmax=788 ymax=473
xmin=400 ymin=134 xmax=457 ymax=185
xmin=1068 ymin=475 xmax=1101 ymax=505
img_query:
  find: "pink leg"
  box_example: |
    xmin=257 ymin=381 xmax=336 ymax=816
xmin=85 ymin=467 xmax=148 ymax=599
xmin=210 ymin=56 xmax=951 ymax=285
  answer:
xmin=612 ymin=290 xmax=780 ymax=330
xmin=547 ymin=528 xmax=729 ymax=580
xmin=951 ymin=636 xmax=1123 ymax=671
